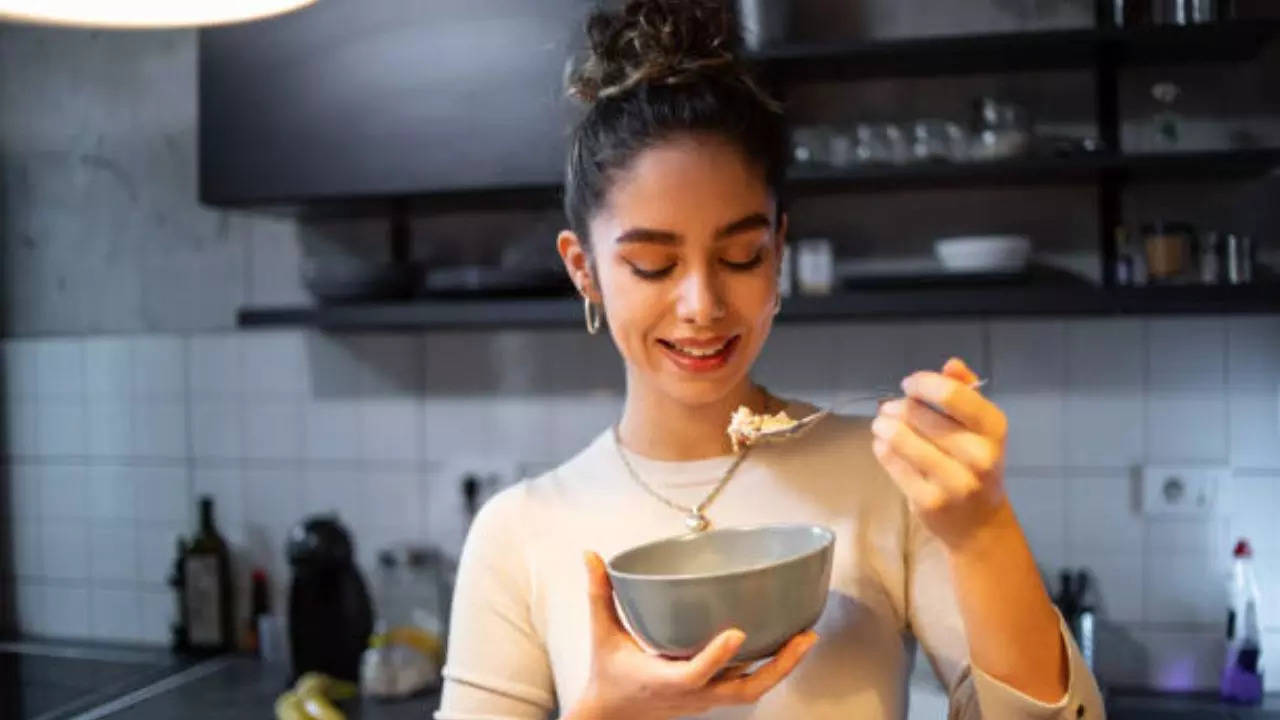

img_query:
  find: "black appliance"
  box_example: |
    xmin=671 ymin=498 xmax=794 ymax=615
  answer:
xmin=286 ymin=516 xmax=374 ymax=684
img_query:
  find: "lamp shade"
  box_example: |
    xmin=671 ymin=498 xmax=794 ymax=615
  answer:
xmin=0 ymin=0 xmax=318 ymax=29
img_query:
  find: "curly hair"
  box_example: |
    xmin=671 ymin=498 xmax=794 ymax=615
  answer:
xmin=563 ymin=0 xmax=786 ymax=245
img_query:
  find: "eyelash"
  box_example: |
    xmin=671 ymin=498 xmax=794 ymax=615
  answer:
xmin=626 ymin=251 xmax=765 ymax=280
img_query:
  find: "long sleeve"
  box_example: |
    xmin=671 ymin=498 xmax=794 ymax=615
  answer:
xmin=436 ymin=484 xmax=556 ymax=720
xmin=905 ymin=512 xmax=1106 ymax=720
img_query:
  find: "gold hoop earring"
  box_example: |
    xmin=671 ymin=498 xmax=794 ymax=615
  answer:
xmin=584 ymin=297 xmax=603 ymax=335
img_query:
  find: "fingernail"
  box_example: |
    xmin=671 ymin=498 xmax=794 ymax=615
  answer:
xmin=870 ymin=416 xmax=893 ymax=437
xmin=728 ymin=629 xmax=747 ymax=646
xmin=880 ymin=399 xmax=903 ymax=416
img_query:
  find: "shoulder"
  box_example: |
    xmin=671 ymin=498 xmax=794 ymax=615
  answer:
xmin=522 ymin=428 xmax=615 ymax=499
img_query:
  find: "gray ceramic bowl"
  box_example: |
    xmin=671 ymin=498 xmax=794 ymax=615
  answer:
xmin=607 ymin=524 xmax=835 ymax=662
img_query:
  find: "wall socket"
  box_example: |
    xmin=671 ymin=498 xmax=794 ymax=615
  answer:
xmin=1140 ymin=465 xmax=1226 ymax=517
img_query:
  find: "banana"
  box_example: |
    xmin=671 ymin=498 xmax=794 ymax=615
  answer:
xmin=294 ymin=672 xmax=358 ymax=701
xmin=384 ymin=625 xmax=444 ymax=665
xmin=273 ymin=691 xmax=308 ymax=720
xmin=299 ymin=692 xmax=345 ymax=720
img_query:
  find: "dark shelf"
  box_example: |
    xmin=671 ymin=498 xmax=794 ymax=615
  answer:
xmin=751 ymin=21 xmax=1280 ymax=81
xmin=1115 ymin=148 xmax=1280 ymax=181
xmin=787 ymin=149 xmax=1280 ymax=193
xmin=787 ymin=155 xmax=1110 ymax=193
xmin=238 ymin=283 xmax=1280 ymax=331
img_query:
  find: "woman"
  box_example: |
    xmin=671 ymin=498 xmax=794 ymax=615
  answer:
xmin=437 ymin=1 xmax=1104 ymax=718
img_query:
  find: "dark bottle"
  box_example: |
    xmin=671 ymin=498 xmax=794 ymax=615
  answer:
xmin=167 ymin=538 xmax=189 ymax=652
xmin=183 ymin=496 xmax=234 ymax=654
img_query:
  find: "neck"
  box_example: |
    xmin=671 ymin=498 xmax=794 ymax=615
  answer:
xmin=617 ymin=374 xmax=770 ymax=461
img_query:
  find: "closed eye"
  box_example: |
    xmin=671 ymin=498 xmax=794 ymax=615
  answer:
xmin=721 ymin=251 xmax=765 ymax=271
xmin=626 ymin=261 xmax=676 ymax=280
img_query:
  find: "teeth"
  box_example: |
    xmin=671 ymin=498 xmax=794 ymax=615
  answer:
xmin=670 ymin=340 xmax=729 ymax=357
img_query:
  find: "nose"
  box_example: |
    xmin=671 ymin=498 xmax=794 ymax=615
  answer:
xmin=674 ymin=263 xmax=726 ymax=326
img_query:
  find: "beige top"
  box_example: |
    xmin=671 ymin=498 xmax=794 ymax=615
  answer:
xmin=436 ymin=410 xmax=1104 ymax=719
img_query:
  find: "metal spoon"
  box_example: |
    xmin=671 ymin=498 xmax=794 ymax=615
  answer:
xmin=744 ymin=378 xmax=988 ymax=446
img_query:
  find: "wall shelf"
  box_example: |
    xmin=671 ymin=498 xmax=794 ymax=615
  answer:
xmin=231 ymin=16 xmax=1280 ymax=328
xmin=238 ymin=283 xmax=1280 ymax=331
xmin=787 ymin=149 xmax=1280 ymax=193
xmin=750 ymin=21 xmax=1280 ymax=81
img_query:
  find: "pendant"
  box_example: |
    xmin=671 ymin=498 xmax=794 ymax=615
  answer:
xmin=685 ymin=511 xmax=710 ymax=532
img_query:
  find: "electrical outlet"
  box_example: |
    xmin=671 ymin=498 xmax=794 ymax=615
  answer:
xmin=1140 ymin=465 xmax=1225 ymax=517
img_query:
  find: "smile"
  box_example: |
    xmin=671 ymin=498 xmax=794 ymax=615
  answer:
xmin=656 ymin=336 xmax=741 ymax=373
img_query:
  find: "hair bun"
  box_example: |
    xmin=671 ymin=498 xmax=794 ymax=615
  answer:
xmin=569 ymin=0 xmax=747 ymax=104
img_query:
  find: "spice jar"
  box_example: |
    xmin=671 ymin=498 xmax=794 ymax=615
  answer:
xmin=1142 ymin=222 xmax=1195 ymax=283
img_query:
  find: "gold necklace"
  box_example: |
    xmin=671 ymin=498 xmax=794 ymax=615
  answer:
xmin=611 ymin=389 xmax=775 ymax=533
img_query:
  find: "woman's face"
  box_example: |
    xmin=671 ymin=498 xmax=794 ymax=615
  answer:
xmin=562 ymin=133 xmax=785 ymax=408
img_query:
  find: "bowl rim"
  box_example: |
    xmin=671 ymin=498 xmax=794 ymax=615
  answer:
xmin=933 ymin=234 xmax=1031 ymax=248
xmin=605 ymin=523 xmax=835 ymax=583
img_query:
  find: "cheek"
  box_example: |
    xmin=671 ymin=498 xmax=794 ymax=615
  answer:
xmin=595 ymin=267 xmax=665 ymax=354
xmin=730 ymin=272 xmax=779 ymax=318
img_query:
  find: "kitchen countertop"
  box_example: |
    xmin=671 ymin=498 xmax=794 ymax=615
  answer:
xmin=1107 ymin=690 xmax=1280 ymax=719
xmin=94 ymin=655 xmax=1280 ymax=719
xmin=98 ymin=656 xmax=438 ymax=720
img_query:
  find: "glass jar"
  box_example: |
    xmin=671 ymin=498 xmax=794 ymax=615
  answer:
xmin=912 ymin=119 xmax=969 ymax=163
xmin=970 ymin=97 xmax=1030 ymax=162
xmin=1141 ymin=222 xmax=1196 ymax=283
xmin=854 ymin=122 xmax=908 ymax=165
xmin=375 ymin=546 xmax=452 ymax=642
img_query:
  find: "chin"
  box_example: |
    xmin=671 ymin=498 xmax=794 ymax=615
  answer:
xmin=654 ymin=366 xmax=754 ymax=409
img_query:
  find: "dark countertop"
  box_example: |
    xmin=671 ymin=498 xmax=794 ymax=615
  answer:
xmin=1107 ymin=690 xmax=1280 ymax=720
xmin=95 ymin=656 xmax=1279 ymax=719
xmin=100 ymin=657 xmax=438 ymax=720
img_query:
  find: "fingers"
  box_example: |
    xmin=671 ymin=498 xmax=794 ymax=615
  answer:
xmin=871 ymin=415 xmax=977 ymax=497
xmin=872 ymin=437 xmax=946 ymax=511
xmin=879 ymin=398 xmax=1002 ymax=476
xmin=942 ymin=356 xmax=980 ymax=385
xmin=900 ymin=370 xmax=1006 ymax=440
xmin=680 ymin=628 xmax=747 ymax=687
xmin=583 ymin=552 xmax=627 ymax=642
xmin=709 ymin=630 xmax=819 ymax=705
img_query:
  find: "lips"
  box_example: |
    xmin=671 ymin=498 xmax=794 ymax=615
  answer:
xmin=657 ymin=335 xmax=741 ymax=373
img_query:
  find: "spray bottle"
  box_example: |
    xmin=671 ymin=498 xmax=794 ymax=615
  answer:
xmin=1221 ymin=538 xmax=1264 ymax=704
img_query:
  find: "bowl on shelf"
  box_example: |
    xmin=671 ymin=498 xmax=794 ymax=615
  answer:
xmin=606 ymin=524 xmax=834 ymax=663
xmin=301 ymin=257 xmax=421 ymax=303
xmin=933 ymin=235 xmax=1032 ymax=273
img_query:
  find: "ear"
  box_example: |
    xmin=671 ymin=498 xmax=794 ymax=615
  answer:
xmin=557 ymin=230 xmax=601 ymax=303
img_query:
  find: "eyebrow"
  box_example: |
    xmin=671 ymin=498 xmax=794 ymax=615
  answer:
xmin=614 ymin=212 xmax=772 ymax=246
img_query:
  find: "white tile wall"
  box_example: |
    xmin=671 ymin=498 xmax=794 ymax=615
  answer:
xmin=1064 ymin=393 xmax=1145 ymax=468
xmin=989 ymin=320 xmax=1066 ymax=390
xmin=91 ymin=588 xmax=142 ymax=642
xmin=1147 ymin=318 xmax=1227 ymax=389
xmin=90 ymin=524 xmax=139 ymax=583
xmin=1065 ymin=319 xmax=1144 ymax=387
xmin=993 ymin=392 xmax=1065 ymax=468
xmin=1146 ymin=391 xmax=1229 ymax=463
xmin=1005 ymin=473 xmax=1068 ymax=571
xmin=1227 ymin=317 xmax=1280 ymax=387
xmin=2 ymin=319 xmax=1278 ymax=693
xmin=84 ymin=338 xmax=132 ymax=401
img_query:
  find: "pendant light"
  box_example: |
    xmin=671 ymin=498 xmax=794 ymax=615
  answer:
xmin=0 ymin=0 xmax=318 ymax=29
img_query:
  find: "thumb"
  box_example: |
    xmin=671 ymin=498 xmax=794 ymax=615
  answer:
xmin=942 ymin=356 xmax=980 ymax=385
xmin=583 ymin=551 xmax=627 ymax=642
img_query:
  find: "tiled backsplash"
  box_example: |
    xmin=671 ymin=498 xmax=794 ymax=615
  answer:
xmin=2 ymin=316 xmax=1278 ymax=691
